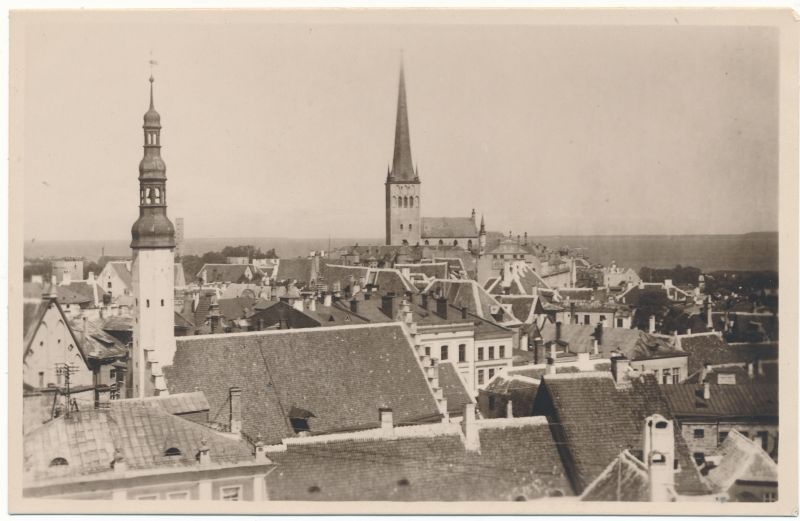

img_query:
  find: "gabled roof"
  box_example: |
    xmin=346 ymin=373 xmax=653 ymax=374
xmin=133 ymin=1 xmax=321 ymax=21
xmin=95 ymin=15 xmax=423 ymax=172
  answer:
xmin=532 ymin=372 xmax=709 ymax=496
xmin=165 ymin=324 xmax=443 ymax=444
xmin=421 ymin=217 xmax=479 ymax=239
xmin=705 ymin=430 xmax=778 ymax=493
xmin=23 ymin=295 xmax=86 ymax=363
xmin=437 ymin=362 xmax=474 ymax=415
xmin=197 ymin=263 xmax=259 ymax=284
xmin=24 ymin=394 xmax=253 ymax=483
xmin=580 ymin=450 xmax=650 ymax=501
xmin=263 ymin=418 xmax=572 ymax=501
xmin=660 ymin=383 xmax=778 ymax=419
xmin=107 ymin=261 xmax=133 ymax=288
xmin=274 ymin=258 xmax=316 ymax=285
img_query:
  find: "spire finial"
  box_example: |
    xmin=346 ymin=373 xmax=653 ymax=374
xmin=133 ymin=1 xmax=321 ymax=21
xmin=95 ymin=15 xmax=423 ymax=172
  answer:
xmin=149 ymin=75 xmax=155 ymax=109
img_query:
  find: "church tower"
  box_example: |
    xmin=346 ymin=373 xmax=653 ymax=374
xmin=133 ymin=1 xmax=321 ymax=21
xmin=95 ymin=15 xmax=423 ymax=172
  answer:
xmin=385 ymin=63 xmax=421 ymax=246
xmin=130 ymin=76 xmax=176 ymax=398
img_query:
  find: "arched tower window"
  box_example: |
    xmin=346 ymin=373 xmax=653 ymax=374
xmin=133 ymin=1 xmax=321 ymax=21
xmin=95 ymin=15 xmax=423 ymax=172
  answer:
xmin=392 ymin=196 xmax=397 ymax=208
xmin=145 ymin=188 xmax=152 ymax=204
xmin=438 ymin=240 xmax=444 ymax=246
xmin=409 ymin=197 xmax=414 ymax=208
xmin=415 ymin=196 xmax=419 ymax=207
xmin=154 ymin=188 xmax=161 ymax=204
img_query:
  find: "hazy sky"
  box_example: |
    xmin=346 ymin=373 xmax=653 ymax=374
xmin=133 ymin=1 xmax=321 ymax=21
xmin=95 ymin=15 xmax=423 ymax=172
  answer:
xmin=16 ymin=12 xmax=779 ymax=241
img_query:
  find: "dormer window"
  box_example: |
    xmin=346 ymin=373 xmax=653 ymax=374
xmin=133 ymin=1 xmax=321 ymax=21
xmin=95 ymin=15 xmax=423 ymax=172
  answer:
xmin=49 ymin=457 xmax=68 ymax=467
xmin=164 ymin=447 xmax=182 ymax=457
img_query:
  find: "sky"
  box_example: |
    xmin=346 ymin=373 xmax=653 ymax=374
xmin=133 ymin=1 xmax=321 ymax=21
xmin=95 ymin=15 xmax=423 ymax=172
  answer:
xmin=15 ymin=11 xmax=780 ymax=241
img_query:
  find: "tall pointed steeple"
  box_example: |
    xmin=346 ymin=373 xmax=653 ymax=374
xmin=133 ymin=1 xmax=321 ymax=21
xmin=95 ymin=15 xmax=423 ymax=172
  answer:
xmin=389 ymin=61 xmax=417 ymax=182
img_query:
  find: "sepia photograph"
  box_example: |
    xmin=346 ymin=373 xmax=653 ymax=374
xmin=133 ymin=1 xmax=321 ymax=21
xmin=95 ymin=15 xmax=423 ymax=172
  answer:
xmin=7 ymin=7 xmax=799 ymax=515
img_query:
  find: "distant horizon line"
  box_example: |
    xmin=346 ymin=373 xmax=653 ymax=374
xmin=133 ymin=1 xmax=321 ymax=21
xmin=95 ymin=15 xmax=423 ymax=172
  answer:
xmin=23 ymin=230 xmax=779 ymax=243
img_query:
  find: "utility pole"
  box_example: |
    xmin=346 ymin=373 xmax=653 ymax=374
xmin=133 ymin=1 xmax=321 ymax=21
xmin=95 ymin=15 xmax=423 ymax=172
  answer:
xmin=54 ymin=362 xmax=80 ymax=419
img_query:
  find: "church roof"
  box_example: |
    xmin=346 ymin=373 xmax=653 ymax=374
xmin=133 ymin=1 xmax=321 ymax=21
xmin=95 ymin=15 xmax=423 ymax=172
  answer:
xmin=388 ymin=63 xmax=418 ymax=183
xmin=421 ymin=217 xmax=479 ymax=239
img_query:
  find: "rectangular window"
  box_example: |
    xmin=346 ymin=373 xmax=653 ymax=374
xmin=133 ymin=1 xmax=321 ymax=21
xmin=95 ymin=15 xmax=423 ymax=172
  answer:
xmin=719 ymin=430 xmax=729 ymax=443
xmin=692 ymin=452 xmax=705 ymax=466
xmin=425 ymin=346 xmax=430 ymax=356
xmin=458 ymin=344 xmax=466 ymax=363
xmin=583 ymin=315 xmax=590 ymax=325
xmin=672 ymin=368 xmax=681 ymax=384
xmin=616 ymin=318 xmax=623 ymax=327
xmin=161 ymin=299 xmax=165 ymax=307
xmin=477 ymin=347 xmax=484 ymax=361
xmin=693 ymin=428 xmax=704 ymax=439
xmin=662 ymin=368 xmax=671 ymax=385
xmin=499 ymin=346 xmax=506 ymax=359
xmin=440 ymin=346 xmax=448 ymax=360
xmin=488 ymin=346 xmax=495 ymax=359
xmin=107 ymin=281 xmax=112 ymax=289
xmin=167 ymin=491 xmax=190 ymax=500
xmin=136 ymin=494 xmax=158 ymax=500
xmin=146 ymin=299 xmax=150 ymax=308
xmin=756 ymin=431 xmax=769 ymax=451
xmin=110 ymin=369 xmax=117 ymax=380
xmin=220 ymin=485 xmax=242 ymax=501
xmin=763 ymin=491 xmax=777 ymax=502
xmin=488 ymin=368 xmax=495 ymax=379
xmin=477 ymin=370 xmax=484 ymax=385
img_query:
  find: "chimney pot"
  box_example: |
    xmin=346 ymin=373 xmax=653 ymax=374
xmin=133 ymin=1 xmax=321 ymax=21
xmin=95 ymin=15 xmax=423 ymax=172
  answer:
xmin=506 ymin=400 xmax=514 ymax=418
xmin=229 ymin=387 xmax=242 ymax=435
xmin=436 ymin=296 xmax=448 ymax=319
xmin=703 ymin=381 xmax=711 ymax=400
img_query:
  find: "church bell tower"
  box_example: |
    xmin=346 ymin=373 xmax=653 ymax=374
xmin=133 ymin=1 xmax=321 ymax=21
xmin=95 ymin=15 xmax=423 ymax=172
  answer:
xmin=130 ymin=75 xmax=176 ymax=398
xmin=385 ymin=62 xmax=421 ymax=246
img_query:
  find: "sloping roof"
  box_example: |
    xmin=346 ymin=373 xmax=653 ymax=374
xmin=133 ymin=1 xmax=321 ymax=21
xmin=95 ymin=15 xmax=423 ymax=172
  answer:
xmin=217 ymin=296 xmax=258 ymax=320
xmin=264 ymin=419 xmax=572 ymax=501
xmin=108 ymin=261 xmax=133 ymax=289
xmin=101 ymin=315 xmax=134 ymax=332
xmin=198 ymin=263 xmax=258 ymax=284
xmin=705 ymin=430 xmax=778 ymax=493
xmin=539 ymin=322 xmax=682 ymax=361
xmin=69 ymin=319 xmax=127 ymax=362
xmin=421 ymin=217 xmax=478 ymax=239
xmin=437 ymin=363 xmax=474 ymax=415
xmin=395 ymin=262 xmax=448 ymax=280
xmin=423 ymin=279 xmax=516 ymax=325
xmin=318 ymin=264 xmax=370 ymax=292
xmin=580 ymin=450 xmax=650 ymax=501
xmin=533 ymin=372 xmax=708 ymax=496
xmin=660 ymin=383 xmax=777 ymax=419
xmin=165 ymin=324 xmax=443 ymax=444
xmin=23 ymin=300 xmax=51 ymax=352
xmin=174 ymin=311 xmax=195 ymax=330
xmin=497 ymin=296 xmax=536 ymax=323
xmin=62 ymin=280 xmax=106 ymax=304
xmin=275 ymin=258 xmax=316 ymax=285
xmin=487 ymin=239 xmax=529 ymax=256
xmin=679 ymin=334 xmax=777 ymax=374
xmin=23 ymin=395 xmax=253 ymax=483
xmin=371 ymin=269 xmax=416 ymax=295
xmin=133 ymin=391 xmax=210 ymax=415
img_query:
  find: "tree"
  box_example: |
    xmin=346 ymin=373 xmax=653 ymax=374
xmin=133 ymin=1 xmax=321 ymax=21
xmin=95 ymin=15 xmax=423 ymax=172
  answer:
xmin=632 ymin=289 xmax=671 ymax=331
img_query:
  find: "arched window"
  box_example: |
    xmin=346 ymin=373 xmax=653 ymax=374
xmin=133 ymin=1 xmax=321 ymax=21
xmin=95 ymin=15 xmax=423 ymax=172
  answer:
xmin=164 ymin=447 xmax=182 ymax=457
xmin=438 ymin=240 xmax=444 ymax=246
xmin=409 ymin=224 xmax=413 ymax=231
xmin=154 ymin=187 xmax=161 ymax=204
xmin=409 ymin=197 xmax=414 ymax=208
xmin=415 ymin=196 xmax=419 ymax=207
xmin=49 ymin=457 xmax=68 ymax=467
xmin=403 ymin=197 xmax=408 ymax=208
xmin=424 ymin=240 xmax=429 ymax=245
xmin=453 ymin=240 xmax=459 ymax=247
xmin=145 ymin=188 xmax=152 ymax=204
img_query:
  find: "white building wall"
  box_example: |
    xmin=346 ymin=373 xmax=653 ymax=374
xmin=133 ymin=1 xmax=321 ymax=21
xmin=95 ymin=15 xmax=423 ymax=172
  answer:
xmin=132 ymin=248 xmax=176 ymax=397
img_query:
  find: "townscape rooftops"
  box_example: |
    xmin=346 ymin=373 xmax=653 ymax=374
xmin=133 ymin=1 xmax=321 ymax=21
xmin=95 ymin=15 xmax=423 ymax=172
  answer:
xmin=395 ymin=262 xmax=449 ymax=280
xmin=420 ymin=217 xmax=479 ymax=239
xmin=539 ymin=322 xmax=681 ymax=361
xmin=533 ymin=372 xmax=708 ymax=496
xmin=705 ymin=430 xmax=778 ymax=493
xmin=165 ymin=323 xmax=444 ymax=445
xmin=423 ymin=279 xmax=518 ymax=325
xmin=197 ymin=263 xmax=260 ymax=284
xmin=264 ymin=418 xmax=572 ymax=501
xmin=70 ymin=318 xmax=127 ymax=362
xmin=660 ymin=382 xmax=778 ymax=419
xmin=274 ymin=258 xmax=316 ymax=285
xmin=679 ymin=334 xmax=778 ymax=375
xmin=23 ymin=394 xmax=253 ymax=484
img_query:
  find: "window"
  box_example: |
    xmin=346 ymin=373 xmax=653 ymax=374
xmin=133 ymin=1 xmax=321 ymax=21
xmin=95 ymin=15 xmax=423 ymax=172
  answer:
xmin=693 ymin=428 xmax=705 ymax=439
xmin=107 ymin=281 xmax=112 ymax=289
xmin=438 ymin=240 xmax=444 ymax=246
xmin=488 ymin=368 xmax=495 ymax=379
xmin=161 ymin=299 xmax=165 ymax=307
xmin=409 ymin=224 xmax=412 ymax=231
xmin=136 ymin=494 xmax=158 ymax=500
xmin=146 ymin=299 xmax=150 ymax=308
xmin=440 ymin=346 xmax=448 ymax=360
xmin=167 ymin=491 xmax=190 ymax=500
xmin=488 ymin=346 xmax=495 ymax=359
xmin=672 ymin=368 xmax=681 ymax=384
xmin=616 ymin=318 xmax=623 ymax=327
xmin=756 ymin=431 xmax=769 ymax=451
xmin=499 ymin=346 xmax=506 ymax=358
xmin=110 ymin=369 xmax=117 ymax=380
xmin=719 ymin=430 xmax=729 ymax=443
xmin=477 ymin=370 xmax=484 ymax=385
xmin=599 ymin=315 xmax=606 ymax=323
xmin=409 ymin=197 xmax=414 ymax=208
xmin=458 ymin=344 xmax=466 ymax=362
xmin=400 ymin=224 xmax=404 ymax=230
xmin=692 ymin=452 xmax=705 ymax=466
xmin=583 ymin=315 xmax=590 ymax=325
xmin=763 ymin=491 xmax=777 ymax=502
xmin=477 ymin=347 xmax=484 ymax=361
xmin=164 ymin=447 xmax=182 ymax=457
xmin=49 ymin=457 xmax=68 ymax=467
xmin=424 ymin=346 xmax=431 ymax=356
xmin=220 ymin=485 xmax=242 ymax=501
xmin=662 ymin=368 xmax=672 ymax=385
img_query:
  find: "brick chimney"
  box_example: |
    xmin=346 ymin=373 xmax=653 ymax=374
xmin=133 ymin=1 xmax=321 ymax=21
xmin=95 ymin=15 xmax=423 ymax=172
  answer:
xmin=436 ymin=296 xmax=449 ymax=320
xmin=197 ymin=439 xmax=211 ymax=465
xmin=381 ymin=293 xmax=396 ymax=319
xmin=208 ymin=301 xmax=221 ymax=334
xmin=229 ymin=387 xmax=242 ymax=435
xmin=611 ymin=355 xmax=630 ymax=384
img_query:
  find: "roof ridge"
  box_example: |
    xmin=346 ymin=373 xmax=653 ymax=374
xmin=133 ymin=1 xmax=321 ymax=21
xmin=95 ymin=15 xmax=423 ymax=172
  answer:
xmin=175 ymin=321 xmax=403 ymax=343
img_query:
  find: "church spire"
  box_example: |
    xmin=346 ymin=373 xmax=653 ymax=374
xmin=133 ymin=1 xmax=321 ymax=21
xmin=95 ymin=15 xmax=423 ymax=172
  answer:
xmin=389 ymin=60 xmax=417 ymax=182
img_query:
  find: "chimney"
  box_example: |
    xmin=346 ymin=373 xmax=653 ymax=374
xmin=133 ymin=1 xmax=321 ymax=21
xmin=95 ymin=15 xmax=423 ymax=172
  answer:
xmin=648 ymin=315 xmax=656 ymax=334
xmin=87 ymin=271 xmax=95 ymax=283
xmin=756 ymin=357 xmax=765 ymax=376
xmin=112 ymin=449 xmax=127 ymax=473
xmin=379 ymin=407 xmax=394 ymax=433
xmin=48 ymin=275 xmax=59 ymax=298
xmin=524 ymin=232 xmax=528 ymax=246
xmin=460 ymin=306 xmax=468 ymax=319
xmin=257 ymin=318 xmax=264 ymax=331
xmin=546 ymin=356 xmax=557 ymax=375
xmin=208 ymin=301 xmax=221 ymax=334
xmin=643 ymin=414 xmax=676 ymax=502
xmin=62 ymin=272 xmax=71 ymax=285
xmin=555 ymin=321 xmax=562 ymax=342
xmin=462 ymin=404 xmax=480 ymax=451
xmin=610 ymin=355 xmax=630 ymax=384
xmin=502 ymin=262 xmax=512 ymax=285
xmin=197 ymin=439 xmax=211 ymax=465
xmin=699 ymin=363 xmax=710 ymax=384
xmin=292 ymin=298 xmax=304 ymax=312
xmin=381 ymin=293 xmax=396 ymax=319
xmin=703 ymin=381 xmax=711 ymax=400
xmin=594 ymin=323 xmax=604 ymax=346
xmin=430 ymin=358 xmax=440 ymax=389
xmin=436 ymin=297 xmax=448 ymax=319
xmin=323 ymin=293 xmax=332 ymax=307
xmin=229 ymin=387 xmax=242 ymax=435
xmin=664 ymin=279 xmax=673 ymax=288
xmin=363 ymin=289 xmax=371 ymax=301
xmin=254 ymin=436 xmax=272 ymax=464
xmin=706 ymin=299 xmax=713 ymax=329
xmin=421 ymin=293 xmax=429 ymax=310
xmin=350 ymin=298 xmax=359 ymax=314
xmin=506 ymin=400 xmax=514 ymax=419
xmin=747 ymin=361 xmax=755 ymax=379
